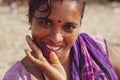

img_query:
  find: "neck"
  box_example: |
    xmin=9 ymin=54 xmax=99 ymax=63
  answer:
xmin=59 ymin=49 xmax=71 ymax=65
xmin=59 ymin=50 xmax=71 ymax=80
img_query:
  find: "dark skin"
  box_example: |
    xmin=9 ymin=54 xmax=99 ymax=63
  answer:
xmin=22 ymin=1 xmax=120 ymax=80
xmin=23 ymin=36 xmax=67 ymax=80
xmin=22 ymin=1 xmax=81 ymax=80
xmin=109 ymin=45 xmax=120 ymax=79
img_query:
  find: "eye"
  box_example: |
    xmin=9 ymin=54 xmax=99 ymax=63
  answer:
xmin=63 ymin=24 xmax=78 ymax=33
xmin=38 ymin=20 xmax=51 ymax=26
xmin=64 ymin=24 xmax=76 ymax=31
xmin=65 ymin=25 xmax=76 ymax=29
xmin=34 ymin=15 xmax=52 ymax=26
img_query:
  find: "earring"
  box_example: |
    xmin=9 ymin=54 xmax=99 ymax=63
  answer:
xmin=29 ymin=27 xmax=32 ymax=30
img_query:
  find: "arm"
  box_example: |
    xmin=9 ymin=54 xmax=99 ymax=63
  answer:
xmin=108 ymin=44 xmax=120 ymax=79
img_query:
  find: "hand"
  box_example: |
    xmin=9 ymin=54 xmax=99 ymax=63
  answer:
xmin=24 ymin=35 xmax=67 ymax=80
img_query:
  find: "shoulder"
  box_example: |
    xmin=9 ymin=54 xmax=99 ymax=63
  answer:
xmin=92 ymin=36 xmax=108 ymax=55
xmin=79 ymin=33 xmax=110 ymax=59
xmin=108 ymin=44 xmax=120 ymax=79
xmin=79 ymin=33 xmax=108 ymax=52
xmin=3 ymin=61 xmax=30 ymax=80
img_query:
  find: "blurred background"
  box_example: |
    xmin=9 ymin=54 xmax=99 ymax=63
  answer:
xmin=0 ymin=0 xmax=120 ymax=79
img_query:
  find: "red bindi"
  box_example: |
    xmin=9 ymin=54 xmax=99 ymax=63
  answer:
xmin=58 ymin=20 xmax=62 ymax=23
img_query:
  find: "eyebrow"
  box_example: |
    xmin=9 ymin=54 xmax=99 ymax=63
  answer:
xmin=34 ymin=16 xmax=52 ymax=22
xmin=65 ymin=22 xmax=78 ymax=26
xmin=39 ymin=18 xmax=52 ymax=21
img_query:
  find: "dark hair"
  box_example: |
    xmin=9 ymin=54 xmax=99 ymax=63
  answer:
xmin=28 ymin=0 xmax=86 ymax=24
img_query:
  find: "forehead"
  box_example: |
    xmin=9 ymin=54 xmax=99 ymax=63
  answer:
xmin=35 ymin=1 xmax=81 ymax=22
xmin=51 ymin=1 xmax=77 ymax=9
xmin=50 ymin=1 xmax=79 ymax=13
xmin=51 ymin=1 xmax=81 ymax=20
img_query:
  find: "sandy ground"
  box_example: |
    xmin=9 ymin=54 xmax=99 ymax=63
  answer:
xmin=0 ymin=3 xmax=120 ymax=79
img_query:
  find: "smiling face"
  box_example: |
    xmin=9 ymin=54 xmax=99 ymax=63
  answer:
xmin=31 ymin=1 xmax=83 ymax=60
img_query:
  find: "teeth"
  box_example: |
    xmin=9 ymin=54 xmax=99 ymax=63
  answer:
xmin=46 ymin=44 xmax=60 ymax=51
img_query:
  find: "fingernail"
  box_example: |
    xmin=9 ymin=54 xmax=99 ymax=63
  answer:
xmin=24 ymin=49 xmax=28 ymax=52
xmin=50 ymin=51 xmax=55 ymax=54
xmin=26 ymin=35 xmax=31 ymax=41
xmin=24 ymin=49 xmax=30 ymax=56
xmin=26 ymin=35 xmax=29 ymax=39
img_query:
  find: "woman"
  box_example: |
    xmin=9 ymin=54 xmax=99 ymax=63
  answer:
xmin=3 ymin=0 xmax=120 ymax=80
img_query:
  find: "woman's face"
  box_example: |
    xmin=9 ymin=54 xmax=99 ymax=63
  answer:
xmin=31 ymin=1 xmax=82 ymax=59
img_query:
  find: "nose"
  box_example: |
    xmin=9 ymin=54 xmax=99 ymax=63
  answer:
xmin=49 ymin=30 xmax=63 ymax=43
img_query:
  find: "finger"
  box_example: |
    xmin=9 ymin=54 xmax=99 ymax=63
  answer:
xmin=26 ymin=35 xmax=42 ymax=58
xmin=25 ymin=49 xmax=43 ymax=66
xmin=25 ymin=49 xmax=52 ymax=70
xmin=49 ymin=52 xmax=61 ymax=64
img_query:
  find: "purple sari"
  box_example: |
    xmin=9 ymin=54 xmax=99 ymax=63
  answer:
xmin=70 ymin=33 xmax=118 ymax=80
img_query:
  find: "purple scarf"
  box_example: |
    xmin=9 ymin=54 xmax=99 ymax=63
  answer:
xmin=70 ymin=33 xmax=118 ymax=80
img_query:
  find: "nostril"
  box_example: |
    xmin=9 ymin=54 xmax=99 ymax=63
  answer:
xmin=49 ymin=32 xmax=63 ymax=43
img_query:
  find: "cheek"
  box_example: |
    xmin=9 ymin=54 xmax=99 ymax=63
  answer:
xmin=31 ymin=19 xmax=48 ymax=38
xmin=65 ymin=32 xmax=79 ymax=46
xmin=32 ymin=31 xmax=42 ymax=45
xmin=31 ymin=26 xmax=48 ymax=42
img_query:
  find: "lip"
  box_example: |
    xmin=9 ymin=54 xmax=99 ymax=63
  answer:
xmin=40 ymin=43 xmax=63 ymax=54
xmin=46 ymin=44 xmax=61 ymax=51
